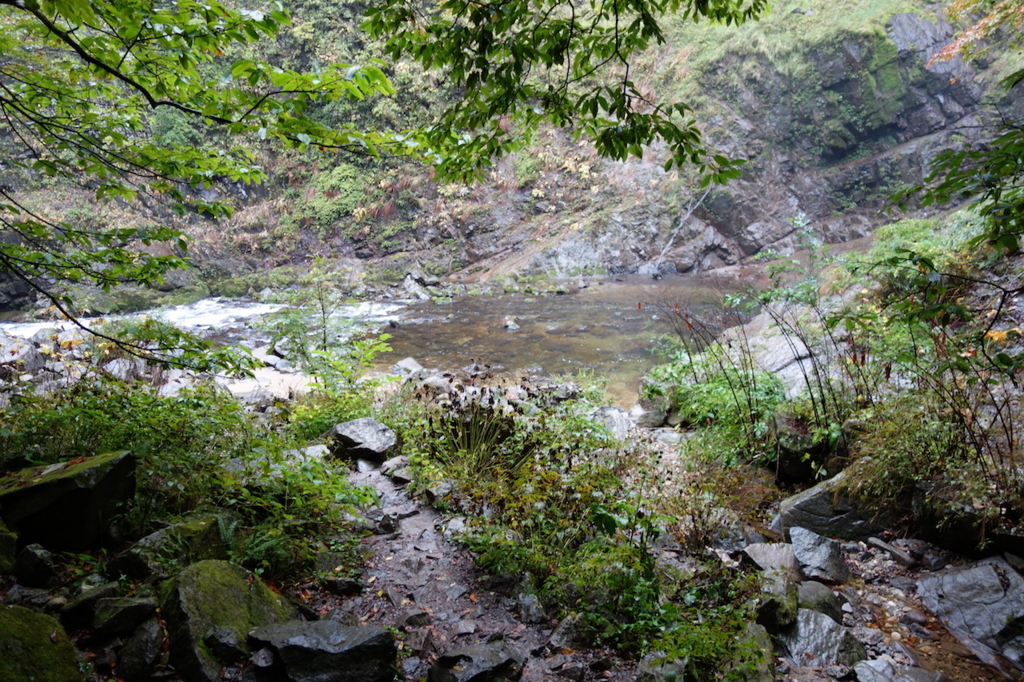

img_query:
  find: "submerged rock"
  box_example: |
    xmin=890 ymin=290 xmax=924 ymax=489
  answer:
xmin=161 ymin=560 xmax=299 ymax=682
xmin=0 ymin=451 xmax=135 ymax=550
xmin=248 ymin=620 xmax=397 ymax=682
xmin=0 ymin=604 xmax=83 ymax=682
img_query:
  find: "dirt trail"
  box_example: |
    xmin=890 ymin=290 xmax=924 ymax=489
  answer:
xmin=340 ymin=466 xmax=637 ymax=681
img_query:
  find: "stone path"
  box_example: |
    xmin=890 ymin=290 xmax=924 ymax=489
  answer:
xmin=339 ymin=465 xmax=638 ymax=682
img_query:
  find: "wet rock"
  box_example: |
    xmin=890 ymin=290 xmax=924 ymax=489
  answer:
xmin=777 ymin=609 xmax=867 ymax=668
xmin=248 ymin=620 xmax=397 ymax=682
xmin=0 ymin=451 xmax=135 ymax=550
xmin=327 ymin=418 xmax=397 ymax=464
xmin=854 ymin=658 xmax=951 ymax=682
xmin=93 ymin=597 xmax=156 ymax=636
xmin=917 ymin=555 xmax=1024 ymax=673
xmin=798 ymin=581 xmax=843 ymax=624
xmin=394 ymin=357 xmax=424 ymax=376
xmin=13 ymin=543 xmax=55 ymax=588
xmin=428 ymin=640 xmax=524 ymax=682
xmin=637 ymin=651 xmax=688 ymax=682
xmin=204 ymin=625 xmax=249 ymax=663
xmin=161 ymin=560 xmax=298 ymax=682
xmin=60 ymin=581 xmax=121 ymax=629
xmin=111 ymin=511 xmax=233 ymax=578
xmin=0 ymin=604 xmax=83 ymax=682
xmin=117 ymin=618 xmax=166 ymax=682
xmin=790 ymin=527 xmax=850 ymax=583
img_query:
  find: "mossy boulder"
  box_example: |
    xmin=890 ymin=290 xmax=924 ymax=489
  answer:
xmin=0 ymin=451 xmax=135 ymax=550
xmin=111 ymin=511 xmax=235 ymax=578
xmin=161 ymin=560 xmax=300 ymax=682
xmin=0 ymin=519 xmax=17 ymax=574
xmin=0 ymin=604 xmax=84 ymax=682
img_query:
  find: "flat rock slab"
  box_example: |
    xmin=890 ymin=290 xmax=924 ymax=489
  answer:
xmin=917 ymin=556 xmax=1024 ymax=673
xmin=248 ymin=621 xmax=396 ymax=682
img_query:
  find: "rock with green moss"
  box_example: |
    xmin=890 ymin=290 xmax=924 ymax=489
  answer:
xmin=161 ymin=560 xmax=300 ymax=682
xmin=0 ymin=604 xmax=84 ymax=682
xmin=0 ymin=519 xmax=16 ymax=574
xmin=0 ymin=451 xmax=135 ymax=550
xmin=112 ymin=511 xmax=235 ymax=578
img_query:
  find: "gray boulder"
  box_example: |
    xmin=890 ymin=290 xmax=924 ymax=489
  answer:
xmin=60 ymin=581 xmax=122 ymax=629
xmin=798 ymin=581 xmax=843 ymax=624
xmin=118 ymin=618 xmax=166 ymax=682
xmin=917 ymin=556 xmax=1024 ymax=673
xmin=592 ymin=406 xmax=633 ymax=441
xmin=756 ymin=568 xmax=799 ymax=633
xmin=428 ymin=640 xmax=524 ymax=682
xmin=0 ymin=451 xmax=135 ymax=550
xmin=743 ymin=543 xmax=800 ymax=580
xmin=0 ymin=604 xmax=83 ymax=682
xmin=777 ymin=608 xmax=867 ymax=668
xmin=248 ymin=620 xmax=397 ymax=682
xmin=162 ymin=560 xmax=299 ymax=682
xmin=327 ymin=418 xmax=397 ymax=463
xmin=94 ymin=597 xmax=157 ymax=636
xmin=13 ymin=543 xmax=55 ymax=587
xmin=790 ymin=527 xmax=850 ymax=583
xmin=112 ymin=511 xmax=233 ymax=578
xmin=773 ymin=463 xmax=887 ymax=539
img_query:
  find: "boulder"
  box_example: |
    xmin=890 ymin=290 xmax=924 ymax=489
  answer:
xmin=0 ymin=451 xmax=135 ymax=550
xmin=798 ymin=581 xmax=843 ymax=624
xmin=772 ymin=464 xmax=888 ymax=539
xmin=790 ymin=527 xmax=850 ymax=583
xmin=777 ymin=608 xmax=867 ymax=668
xmin=771 ymin=409 xmax=824 ymax=481
xmin=326 ymin=418 xmax=397 ymax=464
xmin=428 ymin=640 xmax=524 ymax=682
xmin=917 ymin=556 xmax=1024 ymax=674
xmin=591 ymin=406 xmax=633 ymax=441
xmin=0 ymin=604 xmax=84 ymax=682
xmin=248 ymin=620 xmax=397 ymax=682
xmin=112 ymin=511 xmax=233 ymax=578
xmin=756 ymin=568 xmax=799 ymax=633
xmin=60 ymin=581 xmax=122 ymax=629
xmin=118 ymin=617 xmax=166 ymax=682
xmin=743 ymin=543 xmax=800 ymax=580
xmin=94 ymin=597 xmax=157 ymax=636
xmin=161 ymin=560 xmax=299 ymax=682
xmin=0 ymin=519 xmax=16 ymax=574
xmin=13 ymin=543 xmax=55 ymax=587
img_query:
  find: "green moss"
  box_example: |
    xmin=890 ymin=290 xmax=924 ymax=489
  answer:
xmin=0 ymin=605 xmax=84 ymax=682
xmin=0 ymin=451 xmax=128 ymax=496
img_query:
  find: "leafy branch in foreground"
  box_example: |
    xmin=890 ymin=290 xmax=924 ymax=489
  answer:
xmin=363 ymin=0 xmax=765 ymax=182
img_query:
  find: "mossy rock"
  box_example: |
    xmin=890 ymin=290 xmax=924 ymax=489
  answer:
xmin=0 ymin=605 xmax=84 ymax=682
xmin=161 ymin=560 xmax=300 ymax=682
xmin=0 ymin=451 xmax=135 ymax=551
xmin=0 ymin=519 xmax=16 ymax=574
xmin=112 ymin=511 xmax=235 ymax=578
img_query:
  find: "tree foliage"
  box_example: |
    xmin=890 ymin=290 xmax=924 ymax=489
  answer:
xmin=0 ymin=0 xmax=398 ymax=329
xmin=364 ymin=0 xmax=766 ymax=182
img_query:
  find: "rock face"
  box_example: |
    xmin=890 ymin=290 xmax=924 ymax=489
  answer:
xmin=248 ymin=620 xmax=397 ymax=682
xmin=327 ymin=418 xmax=398 ymax=463
xmin=0 ymin=604 xmax=84 ymax=682
xmin=917 ymin=556 xmax=1024 ymax=674
xmin=161 ymin=560 xmax=299 ymax=682
xmin=0 ymin=451 xmax=135 ymax=550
